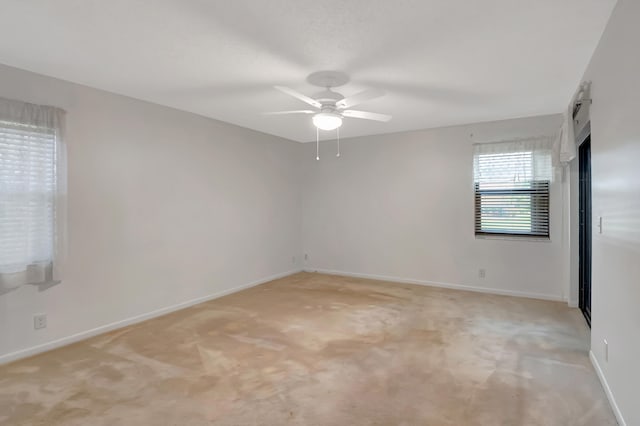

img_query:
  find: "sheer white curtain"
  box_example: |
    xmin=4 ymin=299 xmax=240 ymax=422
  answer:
xmin=555 ymin=81 xmax=591 ymax=164
xmin=0 ymin=97 xmax=66 ymax=294
xmin=473 ymin=136 xmax=555 ymax=185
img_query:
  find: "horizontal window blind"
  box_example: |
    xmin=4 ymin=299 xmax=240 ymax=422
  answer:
xmin=474 ymin=148 xmax=551 ymax=238
xmin=0 ymin=120 xmax=56 ymax=272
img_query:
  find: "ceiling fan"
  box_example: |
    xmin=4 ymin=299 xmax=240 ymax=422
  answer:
xmin=265 ymin=71 xmax=391 ymax=131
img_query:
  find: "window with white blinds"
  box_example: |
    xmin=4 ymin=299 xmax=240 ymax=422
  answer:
xmin=0 ymin=121 xmax=56 ymax=271
xmin=0 ymin=97 xmax=65 ymax=293
xmin=473 ymin=139 xmax=552 ymax=238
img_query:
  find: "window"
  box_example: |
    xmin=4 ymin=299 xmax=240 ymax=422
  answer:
xmin=0 ymin=97 xmax=65 ymax=293
xmin=473 ymin=139 xmax=553 ymax=238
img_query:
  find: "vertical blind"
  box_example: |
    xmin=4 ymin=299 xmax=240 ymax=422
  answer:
xmin=473 ymin=138 xmax=553 ymax=238
xmin=0 ymin=97 xmax=65 ymax=293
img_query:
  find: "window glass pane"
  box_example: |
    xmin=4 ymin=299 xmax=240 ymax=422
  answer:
xmin=480 ymin=194 xmax=532 ymax=234
xmin=0 ymin=121 xmax=56 ymax=269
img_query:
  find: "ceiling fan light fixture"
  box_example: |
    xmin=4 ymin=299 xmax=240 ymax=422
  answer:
xmin=313 ymin=112 xmax=342 ymax=131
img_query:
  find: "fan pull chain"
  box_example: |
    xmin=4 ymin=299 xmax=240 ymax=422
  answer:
xmin=316 ymin=127 xmax=320 ymax=161
xmin=336 ymin=127 xmax=340 ymax=157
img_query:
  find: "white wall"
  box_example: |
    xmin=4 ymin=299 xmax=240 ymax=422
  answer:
xmin=301 ymin=114 xmax=567 ymax=301
xmin=579 ymin=0 xmax=640 ymax=424
xmin=0 ymin=64 xmax=303 ymax=362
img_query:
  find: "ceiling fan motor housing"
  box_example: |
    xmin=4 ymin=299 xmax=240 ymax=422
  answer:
xmin=314 ymin=89 xmax=344 ymax=107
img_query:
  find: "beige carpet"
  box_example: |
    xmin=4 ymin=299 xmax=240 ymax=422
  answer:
xmin=0 ymin=272 xmax=615 ymax=425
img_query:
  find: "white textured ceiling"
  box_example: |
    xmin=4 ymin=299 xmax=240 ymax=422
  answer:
xmin=0 ymin=0 xmax=615 ymax=142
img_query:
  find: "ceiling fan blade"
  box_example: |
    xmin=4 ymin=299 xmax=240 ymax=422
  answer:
xmin=342 ymin=110 xmax=392 ymax=122
xmin=336 ymin=88 xmax=385 ymax=109
xmin=262 ymin=110 xmax=315 ymax=115
xmin=274 ymin=86 xmax=322 ymax=108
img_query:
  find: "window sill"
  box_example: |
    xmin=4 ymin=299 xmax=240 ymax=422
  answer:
xmin=475 ymin=234 xmax=551 ymax=243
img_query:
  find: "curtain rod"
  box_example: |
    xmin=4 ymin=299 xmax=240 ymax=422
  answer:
xmin=573 ymin=81 xmax=592 ymax=107
xmin=471 ymin=135 xmax=552 ymax=146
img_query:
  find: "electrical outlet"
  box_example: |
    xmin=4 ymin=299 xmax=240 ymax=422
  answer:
xmin=604 ymin=339 xmax=608 ymax=362
xmin=304 ymin=253 xmax=308 ymax=261
xmin=33 ymin=314 xmax=47 ymax=330
xmin=479 ymin=269 xmax=486 ymax=279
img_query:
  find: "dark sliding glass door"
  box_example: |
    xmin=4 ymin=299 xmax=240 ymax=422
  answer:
xmin=578 ymin=136 xmax=592 ymax=326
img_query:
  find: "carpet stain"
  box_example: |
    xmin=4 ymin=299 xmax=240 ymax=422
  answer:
xmin=0 ymin=272 xmax=616 ymax=425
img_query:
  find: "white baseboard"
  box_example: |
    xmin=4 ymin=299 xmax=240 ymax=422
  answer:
xmin=590 ymin=351 xmax=626 ymax=426
xmin=0 ymin=269 xmax=302 ymax=366
xmin=305 ymin=268 xmax=565 ymax=302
